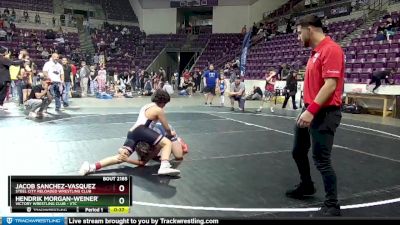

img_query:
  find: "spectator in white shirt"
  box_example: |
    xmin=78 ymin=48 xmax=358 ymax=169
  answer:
xmin=163 ymin=81 xmax=174 ymax=95
xmin=42 ymin=53 xmax=64 ymax=112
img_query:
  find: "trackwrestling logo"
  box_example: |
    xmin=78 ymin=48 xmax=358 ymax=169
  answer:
xmin=2 ymin=217 xmax=64 ymax=225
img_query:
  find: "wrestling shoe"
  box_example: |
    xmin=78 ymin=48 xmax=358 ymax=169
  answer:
xmin=27 ymin=112 xmax=37 ymax=119
xmin=158 ymin=163 xmax=180 ymax=176
xmin=79 ymin=161 xmax=93 ymax=176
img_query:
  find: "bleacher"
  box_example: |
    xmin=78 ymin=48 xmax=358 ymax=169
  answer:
xmin=0 ymin=27 xmax=80 ymax=68
xmin=0 ymin=0 xmax=53 ymax=13
xmin=344 ymin=11 xmax=400 ymax=84
xmin=193 ymin=33 xmax=243 ymax=70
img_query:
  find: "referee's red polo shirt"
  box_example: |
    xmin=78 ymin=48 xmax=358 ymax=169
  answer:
xmin=303 ymin=36 xmax=344 ymax=107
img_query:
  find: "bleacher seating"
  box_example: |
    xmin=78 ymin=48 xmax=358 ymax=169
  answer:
xmin=193 ymin=33 xmax=243 ymax=70
xmin=0 ymin=0 xmax=53 ymax=13
xmin=102 ymin=0 xmax=138 ymax=22
xmin=92 ymin=24 xmax=192 ymax=70
xmin=344 ymin=12 xmax=400 ymax=84
xmin=0 ymin=27 xmax=80 ymax=69
xmin=245 ymin=18 xmax=362 ymax=79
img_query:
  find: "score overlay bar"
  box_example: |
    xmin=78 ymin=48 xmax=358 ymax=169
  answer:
xmin=8 ymin=176 xmax=132 ymax=213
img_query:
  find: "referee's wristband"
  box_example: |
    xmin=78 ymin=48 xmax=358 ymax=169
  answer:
xmin=307 ymin=101 xmax=321 ymax=116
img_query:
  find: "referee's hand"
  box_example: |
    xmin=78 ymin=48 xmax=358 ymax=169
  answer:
xmin=297 ymin=110 xmax=314 ymax=128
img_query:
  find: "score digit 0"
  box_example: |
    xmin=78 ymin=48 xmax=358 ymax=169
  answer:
xmin=119 ymin=185 xmax=125 ymax=192
xmin=119 ymin=197 xmax=125 ymax=205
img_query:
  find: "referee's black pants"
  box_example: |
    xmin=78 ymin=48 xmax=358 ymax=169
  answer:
xmin=292 ymin=106 xmax=342 ymax=206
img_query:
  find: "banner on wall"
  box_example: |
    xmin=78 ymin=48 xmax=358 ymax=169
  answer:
xmin=240 ymin=32 xmax=252 ymax=77
xmin=293 ymin=1 xmax=352 ymax=19
xmin=170 ymin=0 xmax=218 ymax=8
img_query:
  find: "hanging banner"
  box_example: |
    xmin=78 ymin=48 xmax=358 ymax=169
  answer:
xmin=240 ymin=31 xmax=252 ymax=77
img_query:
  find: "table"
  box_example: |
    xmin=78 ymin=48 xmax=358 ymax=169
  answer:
xmin=345 ymin=93 xmax=396 ymax=118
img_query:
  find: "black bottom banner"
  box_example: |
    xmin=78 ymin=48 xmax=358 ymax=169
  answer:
xmin=66 ymin=218 xmax=400 ymax=225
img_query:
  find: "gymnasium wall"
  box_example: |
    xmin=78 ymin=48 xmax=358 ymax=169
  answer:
xmin=249 ymin=0 xmax=288 ymax=25
xmin=212 ymin=5 xmax=250 ymax=33
xmin=130 ymin=0 xmax=177 ymax=34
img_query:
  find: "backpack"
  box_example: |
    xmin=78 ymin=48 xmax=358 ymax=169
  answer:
xmin=341 ymin=103 xmax=364 ymax=114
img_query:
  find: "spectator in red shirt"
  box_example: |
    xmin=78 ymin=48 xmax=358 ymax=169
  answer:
xmin=286 ymin=15 xmax=344 ymax=217
xmin=256 ymin=68 xmax=277 ymax=113
xmin=183 ymin=69 xmax=190 ymax=81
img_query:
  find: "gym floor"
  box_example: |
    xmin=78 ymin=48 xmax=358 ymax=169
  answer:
xmin=1 ymin=96 xmax=399 ymax=218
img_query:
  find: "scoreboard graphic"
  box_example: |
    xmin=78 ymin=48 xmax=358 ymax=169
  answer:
xmin=8 ymin=176 xmax=132 ymax=213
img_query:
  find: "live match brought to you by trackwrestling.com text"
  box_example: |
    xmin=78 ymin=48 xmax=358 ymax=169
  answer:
xmin=1 ymin=217 xmax=220 ymax=225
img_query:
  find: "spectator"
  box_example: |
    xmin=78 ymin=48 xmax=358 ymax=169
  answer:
xmin=367 ymin=68 xmax=395 ymax=93
xmin=60 ymin=14 xmax=65 ymax=26
xmin=179 ymin=76 xmax=195 ymax=96
xmin=252 ymin=22 xmax=259 ymax=36
xmin=93 ymin=53 xmax=99 ymax=65
xmin=71 ymin=63 xmax=79 ymax=91
xmin=0 ymin=29 xmax=6 ymax=41
xmin=97 ymin=65 xmax=107 ymax=93
xmin=4 ymin=8 xmax=10 ymax=15
xmin=257 ymin=68 xmax=277 ymax=113
xmin=41 ymin=49 xmax=49 ymax=59
xmin=217 ymin=73 xmax=228 ymax=106
xmin=286 ymin=18 xmax=294 ymax=34
xmin=228 ymin=76 xmax=246 ymax=112
xmin=19 ymin=51 xmax=33 ymax=104
xmin=163 ymin=81 xmax=174 ymax=95
xmin=172 ymin=72 xmax=178 ymax=90
xmin=241 ymin=25 xmax=247 ymax=34
xmin=79 ymin=61 xmax=90 ymax=97
xmin=25 ymin=77 xmax=52 ymax=119
xmin=42 ymin=53 xmax=64 ymax=112
xmin=322 ymin=16 xmax=329 ymax=33
xmin=193 ymin=69 xmax=201 ymax=92
xmin=280 ymin=63 xmax=290 ymax=80
xmin=159 ymin=67 xmax=166 ymax=81
xmin=246 ymin=86 xmax=263 ymax=100
xmin=385 ymin=18 xmax=395 ymax=40
xmin=52 ymin=17 xmax=56 ymax=27
xmin=6 ymin=27 xmax=12 ymax=42
xmin=61 ymin=57 xmax=73 ymax=107
xmin=23 ymin=10 xmax=29 ymax=22
xmin=183 ymin=69 xmax=190 ymax=81
xmin=99 ymin=52 xmax=105 ymax=65
xmin=35 ymin=14 xmax=41 ymax=24
xmin=142 ymin=78 xmax=153 ymax=96
xmin=127 ymin=70 xmax=137 ymax=92
xmin=10 ymin=22 xmax=16 ymax=31
xmin=89 ymin=65 xmax=97 ymax=95
xmin=0 ymin=17 xmax=4 ymax=29
xmin=107 ymin=66 xmax=115 ymax=86
xmin=11 ymin=9 xmax=16 ymax=22
xmin=377 ymin=22 xmax=389 ymax=40
xmin=282 ymin=70 xmax=298 ymax=109
xmin=203 ymin=64 xmax=219 ymax=105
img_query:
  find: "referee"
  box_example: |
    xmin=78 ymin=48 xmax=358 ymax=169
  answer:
xmin=0 ymin=46 xmax=25 ymax=111
xmin=286 ymin=15 xmax=344 ymax=217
